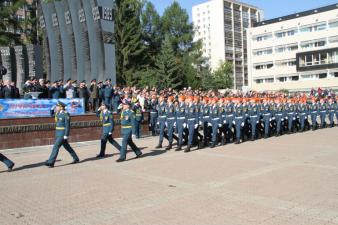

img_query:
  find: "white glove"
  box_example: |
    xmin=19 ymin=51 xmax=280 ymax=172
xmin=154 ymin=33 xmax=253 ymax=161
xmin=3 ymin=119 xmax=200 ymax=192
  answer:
xmin=208 ymin=123 xmax=212 ymax=127
xmin=64 ymin=136 xmax=68 ymax=140
xmin=156 ymin=122 xmax=159 ymax=125
xmin=281 ymin=119 xmax=284 ymax=121
xmin=174 ymin=122 xmax=176 ymax=127
xmin=194 ymin=124 xmax=198 ymax=129
xmin=218 ymin=124 xmax=222 ymax=128
xmin=272 ymin=117 xmax=276 ymax=120
xmin=223 ymin=120 xmax=227 ymax=124
xmin=232 ymin=121 xmax=236 ymax=125
xmin=293 ymin=117 xmax=296 ymax=120
xmin=241 ymin=122 xmax=244 ymax=126
xmin=285 ymin=117 xmax=288 ymax=120
xmin=165 ymin=122 xmax=168 ymax=127
xmin=109 ymin=132 xmax=112 ymax=135
xmin=199 ymin=121 xmax=202 ymax=125
xmin=183 ymin=123 xmax=187 ymax=128
xmin=269 ymin=118 xmax=272 ymax=122
xmin=256 ymin=121 xmax=259 ymax=124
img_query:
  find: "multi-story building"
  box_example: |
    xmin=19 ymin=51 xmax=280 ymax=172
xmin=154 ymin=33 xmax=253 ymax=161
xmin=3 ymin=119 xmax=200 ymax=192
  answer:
xmin=247 ymin=4 xmax=338 ymax=92
xmin=192 ymin=0 xmax=262 ymax=89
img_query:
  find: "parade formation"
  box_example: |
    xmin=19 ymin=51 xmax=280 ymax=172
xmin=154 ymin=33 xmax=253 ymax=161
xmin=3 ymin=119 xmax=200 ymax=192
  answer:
xmin=1 ymin=89 xmax=338 ymax=172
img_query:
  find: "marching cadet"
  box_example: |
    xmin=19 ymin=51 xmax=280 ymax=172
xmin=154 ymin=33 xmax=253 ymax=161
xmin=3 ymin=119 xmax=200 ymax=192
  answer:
xmin=149 ymin=95 xmax=158 ymax=136
xmin=185 ymin=96 xmax=199 ymax=152
xmin=285 ymin=99 xmax=294 ymax=134
xmin=248 ymin=98 xmax=260 ymax=141
xmin=319 ymin=98 xmax=328 ymax=128
xmin=261 ymin=98 xmax=271 ymax=138
xmin=0 ymin=153 xmax=15 ymax=172
xmin=46 ymin=101 xmax=80 ymax=168
xmin=274 ymin=98 xmax=285 ymax=137
xmin=200 ymin=97 xmax=212 ymax=148
xmin=117 ymin=99 xmax=143 ymax=162
xmin=165 ymin=96 xmax=176 ymax=150
xmin=297 ymin=99 xmax=309 ymax=132
xmin=335 ymin=96 xmax=338 ymax=126
xmin=224 ymin=98 xmax=235 ymax=143
xmin=96 ymin=102 xmax=121 ymax=158
xmin=328 ymin=97 xmax=336 ymax=128
xmin=242 ymin=98 xmax=251 ymax=139
xmin=233 ymin=98 xmax=244 ymax=144
xmin=155 ymin=96 xmax=167 ymax=149
xmin=210 ymin=97 xmax=220 ymax=148
xmin=132 ymin=99 xmax=143 ymax=139
xmin=175 ymin=96 xmax=187 ymax=151
xmin=218 ymin=98 xmax=227 ymax=145
xmin=193 ymin=96 xmax=204 ymax=147
xmin=310 ymin=98 xmax=319 ymax=130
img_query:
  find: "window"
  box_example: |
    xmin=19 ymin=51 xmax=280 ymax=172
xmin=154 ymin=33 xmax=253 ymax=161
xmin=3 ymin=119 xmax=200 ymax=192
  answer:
xmin=277 ymin=77 xmax=287 ymax=82
xmin=255 ymin=34 xmax=272 ymax=42
xmin=290 ymin=76 xmax=299 ymax=81
xmin=275 ymin=28 xmax=297 ymax=38
xmin=253 ymin=48 xmax=273 ymax=56
xmin=319 ymin=73 xmax=327 ymax=79
xmin=329 ymin=20 xmax=338 ymax=28
xmin=255 ymin=79 xmax=263 ymax=84
xmin=300 ymin=39 xmax=326 ymax=49
xmin=265 ymin=78 xmax=274 ymax=83
xmin=300 ymin=22 xmax=326 ymax=33
xmin=329 ymin=36 xmax=338 ymax=44
xmin=275 ymin=43 xmax=298 ymax=53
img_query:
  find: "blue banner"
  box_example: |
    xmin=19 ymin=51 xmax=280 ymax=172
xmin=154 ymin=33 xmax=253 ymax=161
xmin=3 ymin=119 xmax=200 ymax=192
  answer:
xmin=0 ymin=99 xmax=85 ymax=119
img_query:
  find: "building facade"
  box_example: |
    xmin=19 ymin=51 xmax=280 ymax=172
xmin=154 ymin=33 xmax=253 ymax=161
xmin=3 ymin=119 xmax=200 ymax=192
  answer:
xmin=39 ymin=0 xmax=116 ymax=84
xmin=192 ymin=0 xmax=262 ymax=89
xmin=247 ymin=4 xmax=338 ymax=92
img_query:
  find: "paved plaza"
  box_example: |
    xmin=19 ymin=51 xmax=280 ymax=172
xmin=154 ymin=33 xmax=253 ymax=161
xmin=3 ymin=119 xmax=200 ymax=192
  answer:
xmin=1 ymin=128 xmax=338 ymax=225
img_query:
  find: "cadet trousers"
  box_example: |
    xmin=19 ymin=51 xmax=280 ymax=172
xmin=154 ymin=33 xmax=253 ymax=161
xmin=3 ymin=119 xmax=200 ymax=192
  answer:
xmin=119 ymin=129 xmax=142 ymax=160
xmin=99 ymin=133 xmax=121 ymax=156
xmin=166 ymin=118 xmax=176 ymax=144
xmin=48 ymin=137 xmax=79 ymax=164
xmin=0 ymin=153 xmax=14 ymax=168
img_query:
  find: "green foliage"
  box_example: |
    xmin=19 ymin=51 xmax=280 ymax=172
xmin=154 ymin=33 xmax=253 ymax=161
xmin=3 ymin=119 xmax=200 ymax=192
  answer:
xmin=201 ymin=61 xmax=233 ymax=90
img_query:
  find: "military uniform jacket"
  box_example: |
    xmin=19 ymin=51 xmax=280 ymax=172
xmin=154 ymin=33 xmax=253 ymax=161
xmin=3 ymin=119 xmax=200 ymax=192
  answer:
xmin=218 ymin=104 xmax=226 ymax=122
xmin=274 ymin=104 xmax=285 ymax=117
xmin=319 ymin=103 xmax=329 ymax=113
xmin=261 ymin=103 xmax=271 ymax=115
xmin=201 ymin=104 xmax=211 ymax=121
xmin=103 ymin=85 xmax=114 ymax=98
xmin=97 ymin=110 xmax=114 ymax=134
xmin=54 ymin=111 xmax=71 ymax=137
xmin=166 ymin=103 xmax=176 ymax=119
xmin=210 ymin=105 xmax=219 ymax=119
xmin=248 ymin=103 xmax=260 ymax=117
xmin=186 ymin=104 xmax=198 ymax=121
xmin=120 ymin=109 xmax=135 ymax=134
xmin=176 ymin=103 xmax=186 ymax=120
xmin=298 ymin=103 xmax=308 ymax=115
xmin=157 ymin=102 xmax=167 ymax=120
xmin=234 ymin=104 xmax=244 ymax=118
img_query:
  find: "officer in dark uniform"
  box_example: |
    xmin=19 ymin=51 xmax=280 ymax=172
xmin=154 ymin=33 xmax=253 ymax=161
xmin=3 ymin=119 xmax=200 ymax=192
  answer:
xmin=224 ymin=98 xmax=235 ymax=143
xmin=45 ymin=101 xmax=80 ymax=168
xmin=217 ymin=98 xmax=227 ymax=145
xmin=328 ymin=97 xmax=336 ymax=128
xmin=132 ymin=99 xmax=143 ymax=139
xmin=261 ymin=98 xmax=271 ymax=138
xmin=233 ymin=98 xmax=244 ymax=144
xmin=96 ymin=102 xmax=121 ymax=158
xmin=200 ymin=97 xmax=211 ymax=147
xmin=149 ymin=95 xmax=158 ymax=136
xmin=0 ymin=153 xmax=15 ymax=172
xmin=103 ymin=79 xmax=114 ymax=110
xmin=298 ymin=98 xmax=309 ymax=132
xmin=319 ymin=98 xmax=328 ymax=129
xmin=274 ymin=98 xmax=284 ymax=136
xmin=117 ymin=99 xmax=142 ymax=162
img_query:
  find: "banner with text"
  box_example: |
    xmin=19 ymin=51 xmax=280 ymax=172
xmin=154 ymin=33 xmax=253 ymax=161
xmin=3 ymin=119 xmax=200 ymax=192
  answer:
xmin=0 ymin=99 xmax=85 ymax=119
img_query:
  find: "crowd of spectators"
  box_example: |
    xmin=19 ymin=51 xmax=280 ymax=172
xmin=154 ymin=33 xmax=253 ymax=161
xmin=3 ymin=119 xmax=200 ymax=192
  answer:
xmin=0 ymin=78 xmax=337 ymax=113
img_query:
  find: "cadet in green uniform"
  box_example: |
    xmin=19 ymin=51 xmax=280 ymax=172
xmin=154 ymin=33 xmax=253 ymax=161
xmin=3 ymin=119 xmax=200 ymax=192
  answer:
xmin=116 ymin=99 xmax=143 ymax=162
xmin=96 ymin=102 xmax=121 ymax=158
xmin=46 ymin=101 xmax=80 ymax=168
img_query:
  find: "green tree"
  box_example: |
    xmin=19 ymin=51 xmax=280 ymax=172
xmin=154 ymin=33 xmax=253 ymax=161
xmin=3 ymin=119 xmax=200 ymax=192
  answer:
xmin=154 ymin=35 xmax=182 ymax=89
xmin=0 ymin=0 xmax=26 ymax=46
xmin=115 ymin=0 xmax=147 ymax=86
xmin=211 ymin=61 xmax=233 ymax=90
xmin=161 ymin=1 xmax=193 ymax=55
xmin=140 ymin=1 xmax=162 ymax=66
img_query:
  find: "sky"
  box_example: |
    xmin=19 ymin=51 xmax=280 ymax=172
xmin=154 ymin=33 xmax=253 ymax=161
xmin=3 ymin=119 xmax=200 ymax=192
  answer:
xmin=149 ymin=0 xmax=338 ymax=21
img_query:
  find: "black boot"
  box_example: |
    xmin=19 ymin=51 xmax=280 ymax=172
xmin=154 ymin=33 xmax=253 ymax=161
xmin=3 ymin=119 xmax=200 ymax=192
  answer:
xmin=184 ymin=145 xmax=191 ymax=153
xmin=221 ymin=137 xmax=225 ymax=145
xmin=165 ymin=143 xmax=172 ymax=150
xmin=176 ymin=145 xmax=182 ymax=151
xmin=155 ymin=143 xmax=162 ymax=149
xmin=211 ymin=141 xmax=216 ymax=148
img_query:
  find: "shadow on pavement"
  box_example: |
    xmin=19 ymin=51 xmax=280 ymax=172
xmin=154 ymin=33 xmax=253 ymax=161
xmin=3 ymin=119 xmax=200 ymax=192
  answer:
xmin=10 ymin=160 xmax=62 ymax=172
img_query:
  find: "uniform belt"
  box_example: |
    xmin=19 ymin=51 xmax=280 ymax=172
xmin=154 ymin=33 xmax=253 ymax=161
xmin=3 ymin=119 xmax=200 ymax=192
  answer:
xmin=287 ymin=113 xmax=294 ymax=114
xmin=122 ymin=126 xmax=132 ymax=129
xmin=320 ymin=111 xmax=326 ymax=113
xmin=300 ymin=113 xmax=306 ymax=115
xmin=103 ymin=123 xmax=111 ymax=126
xmin=235 ymin=116 xmax=243 ymax=119
xmin=203 ymin=116 xmax=210 ymax=118
xmin=276 ymin=114 xmax=283 ymax=116
xmin=159 ymin=116 xmax=166 ymax=118
xmin=330 ymin=110 xmax=335 ymax=112
xmin=311 ymin=111 xmax=317 ymax=113
xmin=177 ymin=117 xmax=185 ymax=119
xmin=226 ymin=115 xmax=233 ymax=118
xmin=56 ymin=127 xmax=65 ymax=130
xmin=150 ymin=112 xmax=157 ymax=114
xmin=188 ymin=118 xmax=196 ymax=121
xmin=263 ymin=113 xmax=271 ymax=116
xmin=136 ymin=114 xmax=142 ymax=116
xmin=212 ymin=118 xmax=219 ymax=120
xmin=167 ymin=117 xmax=175 ymax=120
xmin=250 ymin=115 xmax=258 ymax=117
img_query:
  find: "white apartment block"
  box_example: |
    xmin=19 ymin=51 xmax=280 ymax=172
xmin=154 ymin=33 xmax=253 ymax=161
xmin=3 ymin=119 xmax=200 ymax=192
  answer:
xmin=192 ymin=0 xmax=262 ymax=89
xmin=247 ymin=4 xmax=338 ymax=92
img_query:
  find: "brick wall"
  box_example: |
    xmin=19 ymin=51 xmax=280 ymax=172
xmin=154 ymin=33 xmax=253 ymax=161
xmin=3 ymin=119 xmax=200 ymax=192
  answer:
xmin=0 ymin=113 xmax=150 ymax=149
